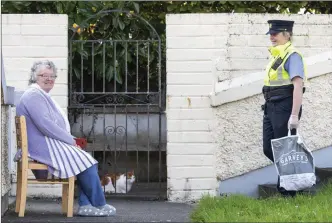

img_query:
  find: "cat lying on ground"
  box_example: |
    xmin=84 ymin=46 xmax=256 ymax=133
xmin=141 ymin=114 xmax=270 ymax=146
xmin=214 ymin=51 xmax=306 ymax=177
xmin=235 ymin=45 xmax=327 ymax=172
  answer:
xmin=100 ymin=170 xmax=135 ymax=194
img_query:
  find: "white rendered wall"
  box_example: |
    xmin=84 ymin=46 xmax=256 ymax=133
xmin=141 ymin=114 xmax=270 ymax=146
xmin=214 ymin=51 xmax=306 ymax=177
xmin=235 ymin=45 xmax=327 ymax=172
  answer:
xmin=1 ymin=14 xmax=68 ymax=112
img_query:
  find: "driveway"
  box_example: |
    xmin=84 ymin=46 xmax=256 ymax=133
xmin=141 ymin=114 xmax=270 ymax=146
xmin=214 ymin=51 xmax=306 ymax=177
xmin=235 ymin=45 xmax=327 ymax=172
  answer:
xmin=2 ymin=198 xmax=194 ymax=223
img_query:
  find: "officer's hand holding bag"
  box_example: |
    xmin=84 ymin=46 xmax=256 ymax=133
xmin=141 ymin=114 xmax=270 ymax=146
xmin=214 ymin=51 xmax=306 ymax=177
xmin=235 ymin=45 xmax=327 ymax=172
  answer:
xmin=288 ymin=114 xmax=299 ymax=129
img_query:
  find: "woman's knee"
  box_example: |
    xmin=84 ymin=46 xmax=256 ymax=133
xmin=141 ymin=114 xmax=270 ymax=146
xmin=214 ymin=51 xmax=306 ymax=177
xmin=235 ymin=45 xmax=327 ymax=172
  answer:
xmin=78 ymin=164 xmax=99 ymax=179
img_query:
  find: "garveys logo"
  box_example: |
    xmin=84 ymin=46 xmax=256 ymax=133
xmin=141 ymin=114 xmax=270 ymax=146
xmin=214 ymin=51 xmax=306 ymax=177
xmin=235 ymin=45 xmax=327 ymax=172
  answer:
xmin=279 ymin=150 xmax=309 ymax=166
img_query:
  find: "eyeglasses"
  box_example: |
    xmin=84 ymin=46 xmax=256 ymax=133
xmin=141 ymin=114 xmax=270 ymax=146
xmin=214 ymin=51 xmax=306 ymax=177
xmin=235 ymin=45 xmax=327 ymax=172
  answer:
xmin=37 ymin=74 xmax=58 ymax=80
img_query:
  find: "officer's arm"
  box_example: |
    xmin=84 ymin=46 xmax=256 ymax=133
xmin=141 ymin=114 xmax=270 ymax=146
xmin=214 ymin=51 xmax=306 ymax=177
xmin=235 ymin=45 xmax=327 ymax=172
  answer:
xmin=291 ymin=77 xmax=303 ymax=117
xmin=285 ymin=53 xmax=304 ymax=117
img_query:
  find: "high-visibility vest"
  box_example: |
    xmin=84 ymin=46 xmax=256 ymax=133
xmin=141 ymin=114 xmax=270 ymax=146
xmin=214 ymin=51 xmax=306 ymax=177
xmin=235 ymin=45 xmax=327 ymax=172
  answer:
xmin=264 ymin=41 xmax=307 ymax=86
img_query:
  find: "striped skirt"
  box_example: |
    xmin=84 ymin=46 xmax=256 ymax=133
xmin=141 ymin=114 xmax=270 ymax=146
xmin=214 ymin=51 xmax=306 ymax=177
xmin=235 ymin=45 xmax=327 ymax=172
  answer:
xmin=45 ymin=137 xmax=98 ymax=179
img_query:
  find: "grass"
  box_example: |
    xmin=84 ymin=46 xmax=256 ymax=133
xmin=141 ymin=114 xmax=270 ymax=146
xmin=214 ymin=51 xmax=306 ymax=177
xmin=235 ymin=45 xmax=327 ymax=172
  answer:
xmin=190 ymin=181 xmax=332 ymax=222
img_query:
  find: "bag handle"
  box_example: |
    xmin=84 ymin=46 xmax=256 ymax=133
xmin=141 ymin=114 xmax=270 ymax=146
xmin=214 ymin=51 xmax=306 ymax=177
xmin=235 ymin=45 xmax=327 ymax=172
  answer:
xmin=288 ymin=128 xmax=299 ymax=136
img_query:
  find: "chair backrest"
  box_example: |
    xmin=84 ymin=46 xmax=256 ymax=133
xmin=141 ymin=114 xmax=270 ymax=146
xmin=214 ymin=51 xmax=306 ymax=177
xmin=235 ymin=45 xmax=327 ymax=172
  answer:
xmin=15 ymin=116 xmax=29 ymax=166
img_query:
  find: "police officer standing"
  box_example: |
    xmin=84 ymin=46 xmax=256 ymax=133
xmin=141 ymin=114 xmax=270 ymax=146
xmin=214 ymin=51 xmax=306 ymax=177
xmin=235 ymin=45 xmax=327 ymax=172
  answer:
xmin=262 ymin=20 xmax=306 ymax=197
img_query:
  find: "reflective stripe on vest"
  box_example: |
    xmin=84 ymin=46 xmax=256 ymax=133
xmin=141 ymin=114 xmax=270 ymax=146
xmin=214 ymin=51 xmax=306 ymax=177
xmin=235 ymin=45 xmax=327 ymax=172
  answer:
xmin=269 ymin=65 xmax=292 ymax=86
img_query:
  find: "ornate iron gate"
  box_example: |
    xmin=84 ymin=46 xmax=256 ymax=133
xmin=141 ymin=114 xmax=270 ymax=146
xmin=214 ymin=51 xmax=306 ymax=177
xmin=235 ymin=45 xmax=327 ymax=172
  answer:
xmin=68 ymin=10 xmax=166 ymax=200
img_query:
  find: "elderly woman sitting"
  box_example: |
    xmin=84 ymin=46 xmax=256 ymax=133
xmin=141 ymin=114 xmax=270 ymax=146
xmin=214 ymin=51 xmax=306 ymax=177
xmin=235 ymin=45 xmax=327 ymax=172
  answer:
xmin=14 ymin=60 xmax=115 ymax=217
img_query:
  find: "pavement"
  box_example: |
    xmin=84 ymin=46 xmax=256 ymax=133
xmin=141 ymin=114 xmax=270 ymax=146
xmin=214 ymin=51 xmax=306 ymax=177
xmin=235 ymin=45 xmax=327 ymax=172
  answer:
xmin=2 ymin=198 xmax=194 ymax=223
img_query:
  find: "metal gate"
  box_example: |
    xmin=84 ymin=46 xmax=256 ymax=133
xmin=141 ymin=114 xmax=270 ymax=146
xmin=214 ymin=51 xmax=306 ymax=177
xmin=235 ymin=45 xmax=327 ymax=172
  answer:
xmin=68 ymin=10 xmax=166 ymax=200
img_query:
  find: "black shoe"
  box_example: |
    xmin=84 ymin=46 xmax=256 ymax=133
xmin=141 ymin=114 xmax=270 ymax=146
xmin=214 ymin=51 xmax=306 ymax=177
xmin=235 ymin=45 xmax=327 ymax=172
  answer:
xmin=277 ymin=183 xmax=297 ymax=198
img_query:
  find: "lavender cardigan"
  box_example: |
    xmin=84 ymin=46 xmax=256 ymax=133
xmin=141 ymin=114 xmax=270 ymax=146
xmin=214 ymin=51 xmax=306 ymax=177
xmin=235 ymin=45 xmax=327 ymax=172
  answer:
xmin=15 ymin=86 xmax=97 ymax=179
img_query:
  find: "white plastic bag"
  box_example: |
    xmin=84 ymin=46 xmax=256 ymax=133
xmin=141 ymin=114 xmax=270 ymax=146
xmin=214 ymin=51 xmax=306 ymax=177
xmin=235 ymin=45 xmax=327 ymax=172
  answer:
xmin=271 ymin=130 xmax=316 ymax=191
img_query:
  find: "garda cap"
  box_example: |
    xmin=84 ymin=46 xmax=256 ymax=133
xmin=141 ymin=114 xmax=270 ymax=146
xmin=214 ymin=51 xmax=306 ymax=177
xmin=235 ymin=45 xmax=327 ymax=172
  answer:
xmin=266 ymin=20 xmax=294 ymax=35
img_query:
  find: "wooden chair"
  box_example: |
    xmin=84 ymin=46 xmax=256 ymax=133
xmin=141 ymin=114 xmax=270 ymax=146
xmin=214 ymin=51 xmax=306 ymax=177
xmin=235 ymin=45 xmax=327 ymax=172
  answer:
xmin=15 ymin=115 xmax=75 ymax=217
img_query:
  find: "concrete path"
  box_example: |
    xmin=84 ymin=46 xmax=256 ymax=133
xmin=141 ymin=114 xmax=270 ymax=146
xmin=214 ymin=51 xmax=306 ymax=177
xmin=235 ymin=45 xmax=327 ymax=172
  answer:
xmin=2 ymin=198 xmax=194 ymax=223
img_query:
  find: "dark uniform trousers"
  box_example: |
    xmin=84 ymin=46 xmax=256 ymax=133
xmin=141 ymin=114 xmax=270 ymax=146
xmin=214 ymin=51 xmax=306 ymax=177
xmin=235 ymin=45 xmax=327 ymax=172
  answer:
xmin=263 ymin=96 xmax=302 ymax=161
xmin=262 ymin=93 xmax=302 ymax=197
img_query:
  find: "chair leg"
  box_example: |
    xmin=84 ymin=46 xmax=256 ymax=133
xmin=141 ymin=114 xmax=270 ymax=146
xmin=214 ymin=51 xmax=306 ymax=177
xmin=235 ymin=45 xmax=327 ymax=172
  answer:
xmin=15 ymin=163 xmax=22 ymax=213
xmin=18 ymin=168 xmax=28 ymax=217
xmin=66 ymin=177 xmax=75 ymax=217
xmin=62 ymin=184 xmax=68 ymax=214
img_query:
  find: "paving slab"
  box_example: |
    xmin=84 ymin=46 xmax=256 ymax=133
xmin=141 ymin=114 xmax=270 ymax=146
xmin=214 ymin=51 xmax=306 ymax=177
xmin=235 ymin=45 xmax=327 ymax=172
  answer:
xmin=2 ymin=198 xmax=194 ymax=223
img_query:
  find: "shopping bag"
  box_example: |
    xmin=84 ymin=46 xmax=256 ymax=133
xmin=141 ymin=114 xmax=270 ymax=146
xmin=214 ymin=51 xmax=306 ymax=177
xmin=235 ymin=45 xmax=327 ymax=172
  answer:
xmin=271 ymin=129 xmax=316 ymax=191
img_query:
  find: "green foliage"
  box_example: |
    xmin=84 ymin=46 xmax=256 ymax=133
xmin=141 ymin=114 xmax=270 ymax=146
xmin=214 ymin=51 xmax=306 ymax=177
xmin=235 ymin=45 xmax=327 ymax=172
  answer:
xmin=2 ymin=1 xmax=331 ymax=92
xmin=190 ymin=181 xmax=332 ymax=222
xmin=64 ymin=1 xmax=161 ymax=93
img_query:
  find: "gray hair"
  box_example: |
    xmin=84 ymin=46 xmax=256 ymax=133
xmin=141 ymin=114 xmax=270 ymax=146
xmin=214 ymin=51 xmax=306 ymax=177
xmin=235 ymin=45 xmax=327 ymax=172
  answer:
xmin=282 ymin=31 xmax=293 ymax=42
xmin=28 ymin=60 xmax=58 ymax=85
